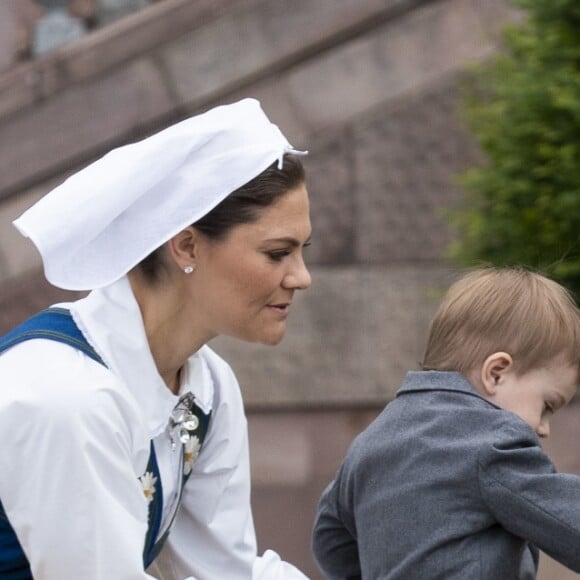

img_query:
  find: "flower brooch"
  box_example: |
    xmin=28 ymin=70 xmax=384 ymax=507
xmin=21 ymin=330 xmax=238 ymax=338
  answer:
xmin=166 ymin=392 xmax=202 ymax=475
xmin=139 ymin=393 xmax=203 ymax=503
xmin=139 ymin=472 xmax=157 ymax=505
xmin=184 ymin=435 xmax=201 ymax=475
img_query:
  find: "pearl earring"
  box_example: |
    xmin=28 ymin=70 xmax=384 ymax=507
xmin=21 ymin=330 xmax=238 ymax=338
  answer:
xmin=183 ymin=265 xmax=195 ymax=274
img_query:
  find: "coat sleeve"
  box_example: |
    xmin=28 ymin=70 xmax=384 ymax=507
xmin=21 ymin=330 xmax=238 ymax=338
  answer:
xmin=149 ymin=355 xmax=308 ymax=580
xmin=478 ymin=420 xmax=580 ymax=572
xmin=311 ymin=465 xmax=362 ymax=580
xmin=0 ymin=342 xmax=155 ymax=580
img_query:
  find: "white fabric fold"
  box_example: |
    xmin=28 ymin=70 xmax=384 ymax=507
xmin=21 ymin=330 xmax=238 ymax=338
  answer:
xmin=14 ymin=98 xmax=306 ymax=290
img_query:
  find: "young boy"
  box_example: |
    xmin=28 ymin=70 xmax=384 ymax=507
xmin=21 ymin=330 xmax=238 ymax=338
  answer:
xmin=312 ymin=267 xmax=580 ymax=579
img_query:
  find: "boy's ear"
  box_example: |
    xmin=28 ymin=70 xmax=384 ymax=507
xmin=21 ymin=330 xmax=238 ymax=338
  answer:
xmin=480 ymin=352 xmax=514 ymax=396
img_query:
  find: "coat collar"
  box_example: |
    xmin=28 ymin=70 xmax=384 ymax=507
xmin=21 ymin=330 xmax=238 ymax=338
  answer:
xmin=397 ymin=370 xmax=487 ymax=401
xmin=68 ymin=276 xmax=214 ymax=438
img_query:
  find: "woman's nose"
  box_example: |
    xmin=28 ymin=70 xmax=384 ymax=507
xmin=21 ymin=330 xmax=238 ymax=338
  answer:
xmin=283 ymin=258 xmax=312 ymax=290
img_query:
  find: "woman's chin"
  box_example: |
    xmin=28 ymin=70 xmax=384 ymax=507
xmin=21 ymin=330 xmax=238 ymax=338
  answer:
xmin=258 ymin=329 xmax=286 ymax=346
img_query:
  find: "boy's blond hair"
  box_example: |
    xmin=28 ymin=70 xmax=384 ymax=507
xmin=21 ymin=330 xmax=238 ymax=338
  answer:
xmin=422 ymin=267 xmax=580 ymax=376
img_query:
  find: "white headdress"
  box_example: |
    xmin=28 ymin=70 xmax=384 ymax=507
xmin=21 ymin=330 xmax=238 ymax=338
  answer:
xmin=14 ymin=98 xmax=307 ymax=290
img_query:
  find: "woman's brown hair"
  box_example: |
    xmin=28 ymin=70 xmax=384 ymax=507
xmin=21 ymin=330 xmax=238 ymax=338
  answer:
xmin=137 ymin=154 xmax=305 ymax=283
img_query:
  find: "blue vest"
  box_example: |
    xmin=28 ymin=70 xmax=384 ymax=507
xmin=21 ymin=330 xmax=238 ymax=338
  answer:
xmin=0 ymin=308 xmax=211 ymax=578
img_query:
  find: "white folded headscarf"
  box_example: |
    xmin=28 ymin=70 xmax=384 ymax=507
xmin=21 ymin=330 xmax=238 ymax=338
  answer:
xmin=14 ymin=98 xmax=306 ymax=291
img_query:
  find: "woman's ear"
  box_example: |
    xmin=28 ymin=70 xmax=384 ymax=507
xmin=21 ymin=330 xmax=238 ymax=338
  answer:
xmin=167 ymin=227 xmax=198 ymax=271
xmin=480 ymin=352 xmax=513 ymax=396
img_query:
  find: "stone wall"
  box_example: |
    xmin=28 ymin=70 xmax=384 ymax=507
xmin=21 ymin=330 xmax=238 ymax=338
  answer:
xmin=0 ymin=0 xmax=515 ymax=406
xmin=0 ymin=0 xmax=171 ymax=70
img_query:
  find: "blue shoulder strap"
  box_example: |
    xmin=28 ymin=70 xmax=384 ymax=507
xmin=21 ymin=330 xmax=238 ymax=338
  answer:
xmin=0 ymin=308 xmax=191 ymax=575
xmin=0 ymin=307 xmax=105 ymax=365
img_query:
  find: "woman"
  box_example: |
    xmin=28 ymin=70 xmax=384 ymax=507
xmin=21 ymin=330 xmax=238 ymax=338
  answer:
xmin=0 ymin=99 xmax=312 ymax=579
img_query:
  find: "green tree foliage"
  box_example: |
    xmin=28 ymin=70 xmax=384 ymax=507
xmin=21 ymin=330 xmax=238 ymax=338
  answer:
xmin=449 ymin=0 xmax=580 ymax=296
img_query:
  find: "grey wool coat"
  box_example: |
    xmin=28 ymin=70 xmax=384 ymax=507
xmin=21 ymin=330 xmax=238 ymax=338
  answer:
xmin=312 ymin=371 xmax=580 ymax=580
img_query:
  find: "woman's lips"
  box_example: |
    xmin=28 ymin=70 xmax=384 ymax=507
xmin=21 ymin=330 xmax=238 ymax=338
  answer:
xmin=268 ymin=304 xmax=290 ymax=317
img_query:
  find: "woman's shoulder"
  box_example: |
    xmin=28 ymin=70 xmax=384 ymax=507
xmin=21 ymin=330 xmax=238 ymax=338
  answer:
xmin=0 ymin=338 xmax=149 ymax=478
xmin=0 ymin=338 xmax=137 ymax=421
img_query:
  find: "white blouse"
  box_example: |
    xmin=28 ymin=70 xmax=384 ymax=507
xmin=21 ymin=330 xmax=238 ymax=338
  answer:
xmin=0 ymin=276 xmax=308 ymax=580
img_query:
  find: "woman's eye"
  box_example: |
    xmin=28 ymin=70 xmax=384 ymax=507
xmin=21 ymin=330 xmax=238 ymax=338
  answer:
xmin=267 ymin=250 xmax=290 ymax=262
xmin=544 ymin=402 xmax=554 ymax=414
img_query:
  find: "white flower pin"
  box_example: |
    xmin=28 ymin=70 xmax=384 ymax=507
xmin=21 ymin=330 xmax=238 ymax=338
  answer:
xmin=166 ymin=392 xmax=199 ymax=451
xmin=184 ymin=436 xmax=201 ymax=475
xmin=139 ymin=471 xmax=157 ymax=504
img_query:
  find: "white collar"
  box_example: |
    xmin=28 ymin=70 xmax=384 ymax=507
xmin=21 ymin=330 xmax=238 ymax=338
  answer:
xmin=69 ymin=276 xmax=214 ymax=437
